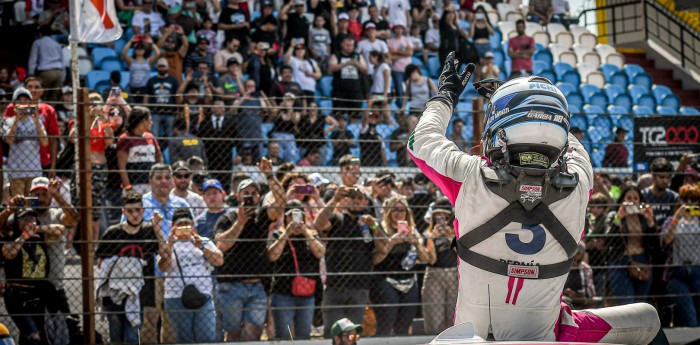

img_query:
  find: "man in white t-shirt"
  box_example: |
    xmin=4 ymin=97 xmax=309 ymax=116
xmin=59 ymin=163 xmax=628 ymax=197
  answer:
xmin=355 ymin=22 xmax=389 ymax=74
xmin=381 ymin=0 xmax=411 ymax=28
xmin=132 ymin=1 xmax=166 ymax=37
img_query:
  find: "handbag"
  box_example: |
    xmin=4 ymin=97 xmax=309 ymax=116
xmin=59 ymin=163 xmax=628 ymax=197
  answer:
xmin=288 ymin=239 xmax=317 ymax=297
xmin=627 ymin=257 xmax=651 ymax=282
xmin=173 ymin=246 xmax=209 ymax=310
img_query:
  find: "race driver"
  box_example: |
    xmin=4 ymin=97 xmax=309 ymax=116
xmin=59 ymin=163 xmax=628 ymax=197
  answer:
xmin=408 ymin=52 xmax=665 ymax=345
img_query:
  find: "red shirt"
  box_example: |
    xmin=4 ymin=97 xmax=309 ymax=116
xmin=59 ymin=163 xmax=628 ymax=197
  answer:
xmin=5 ymin=102 xmax=60 ymax=167
xmin=90 ymin=122 xmax=107 ymax=154
xmin=508 ymin=35 xmax=535 ymax=72
xmin=348 ymin=20 xmax=363 ymax=43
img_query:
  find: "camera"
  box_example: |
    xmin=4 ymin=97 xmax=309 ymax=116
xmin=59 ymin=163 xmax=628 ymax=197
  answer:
xmin=686 ymin=206 xmax=700 ymax=217
xmin=243 ymin=195 xmax=255 ymax=206
xmin=23 ymin=196 xmax=40 ymax=208
xmin=294 ymin=185 xmax=314 ymax=195
xmin=291 ymin=209 xmax=304 ymax=224
xmin=625 ymin=204 xmax=644 ymax=215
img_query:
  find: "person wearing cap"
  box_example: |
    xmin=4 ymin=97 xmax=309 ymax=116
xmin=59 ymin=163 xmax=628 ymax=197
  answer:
xmin=196 ymin=14 xmax=219 ymax=55
xmin=159 ymin=207 xmax=223 ymax=343
xmin=195 ymin=178 xmax=229 ymax=239
xmin=214 ymin=157 xmax=287 ymax=341
xmin=198 ymin=98 xmax=236 ymax=190
xmin=4 ymin=77 xmax=61 ymax=178
xmin=157 ymin=24 xmax=190 ymax=84
xmin=219 ymin=57 xmax=247 ymax=103
xmin=602 ymin=127 xmax=629 ymax=168
xmin=313 ymin=185 xmax=388 ymax=337
xmin=280 ymin=0 xmax=311 ymax=49
xmin=3 ymin=87 xmax=49 ymax=197
xmin=422 ymin=197 xmax=458 ymax=334
xmin=218 ymin=0 xmax=250 ymax=53
xmin=381 ymin=0 xmax=411 ymax=29
xmin=29 ymin=176 xmax=79 ymax=317
xmin=284 ymin=39 xmax=322 ymax=108
xmin=370 ymin=173 xmax=396 ymax=219
xmin=184 ymin=35 xmax=215 ymax=75
xmin=96 ymin=190 xmax=170 ymax=344
xmin=171 ymin=161 xmax=207 ymax=218
xmin=266 ymin=200 xmax=326 ymax=340
xmin=144 ymin=57 xmax=180 ymax=143
xmin=330 ymin=10 xmax=353 ymax=53
xmin=481 ymin=51 xmax=500 ymax=80
xmin=215 ymin=37 xmax=244 ymax=74
xmin=122 ymin=35 xmax=161 ymax=103
xmin=356 ymin=20 xmax=389 ymax=75
xmin=331 ymin=318 xmax=363 ymax=345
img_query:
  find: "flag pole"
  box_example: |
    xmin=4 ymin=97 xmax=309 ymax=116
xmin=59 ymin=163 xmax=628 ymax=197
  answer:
xmin=69 ymin=0 xmax=79 ymax=111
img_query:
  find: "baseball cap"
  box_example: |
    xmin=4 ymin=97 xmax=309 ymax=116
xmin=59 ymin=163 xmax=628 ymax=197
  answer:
xmin=294 ymin=0 xmax=304 ymax=5
xmin=308 ymin=173 xmax=330 ymax=187
xmin=12 ymin=87 xmax=32 ymax=102
xmin=202 ymin=178 xmax=224 ymax=192
xmin=330 ymin=318 xmax=363 ymax=337
xmin=227 ymin=57 xmax=241 ymax=66
xmin=30 ymin=177 xmax=50 ymax=192
xmin=484 ymin=51 xmax=494 ymax=58
xmin=156 ymin=58 xmax=169 ymax=67
xmin=237 ymin=179 xmax=259 ymax=193
xmin=171 ymin=161 xmax=190 ymax=172
xmin=258 ymin=41 xmax=271 ymax=50
xmin=62 ymin=86 xmax=73 ymax=94
xmin=16 ymin=208 xmax=38 ymax=219
xmin=261 ymin=0 xmax=273 ymax=7
xmin=338 ymin=12 xmax=349 ymax=21
xmin=197 ymin=35 xmax=210 ymax=43
xmin=364 ymin=21 xmax=376 ymax=30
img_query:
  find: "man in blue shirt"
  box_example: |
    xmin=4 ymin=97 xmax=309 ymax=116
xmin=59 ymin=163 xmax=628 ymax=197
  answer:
xmin=195 ymin=178 xmax=229 ymax=239
xmin=121 ymin=163 xmax=190 ymax=344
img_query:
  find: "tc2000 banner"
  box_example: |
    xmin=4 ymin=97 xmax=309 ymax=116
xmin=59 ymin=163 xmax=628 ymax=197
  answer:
xmin=633 ymin=116 xmax=699 ymax=172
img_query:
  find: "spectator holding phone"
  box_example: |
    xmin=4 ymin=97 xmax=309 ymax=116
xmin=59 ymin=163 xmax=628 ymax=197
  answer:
xmin=422 ymin=197 xmax=457 ymax=335
xmin=280 ymin=0 xmax=311 ymax=49
xmin=122 ymin=36 xmax=161 ymax=102
xmin=278 ymin=173 xmax=325 ymax=228
xmin=267 ymin=200 xmax=326 ymax=340
xmin=371 ymin=195 xmax=429 ymax=336
xmin=3 ymin=88 xmax=49 ymax=197
xmin=662 ymin=184 xmax=700 ymax=326
xmin=314 ymin=186 xmax=389 ymax=337
xmin=159 ymin=207 xmax=223 ymax=343
xmin=608 ymin=185 xmax=658 ymax=305
xmin=507 ymin=19 xmax=535 ymax=79
xmin=214 ymin=158 xmax=287 ymax=341
xmin=284 ymin=41 xmax=322 ymax=108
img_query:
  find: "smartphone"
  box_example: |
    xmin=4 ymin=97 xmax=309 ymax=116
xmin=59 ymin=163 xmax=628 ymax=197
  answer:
xmin=397 ymin=221 xmax=409 ymax=235
xmin=291 ymin=209 xmax=303 ymax=224
xmin=243 ymin=195 xmax=254 ymax=207
xmin=687 ymin=206 xmax=700 ymax=217
xmin=294 ymin=37 xmax=305 ymax=45
xmin=626 ymin=204 xmax=642 ymax=215
xmin=22 ymin=107 xmax=35 ymax=116
xmin=175 ymin=225 xmax=193 ymax=237
xmin=109 ymin=87 xmax=122 ymax=100
xmin=435 ymin=214 xmax=447 ymax=226
xmin=24 ymin=196 xmax=39 ymax=208
xmin=294 ymin=185 xmax=314 ymax=195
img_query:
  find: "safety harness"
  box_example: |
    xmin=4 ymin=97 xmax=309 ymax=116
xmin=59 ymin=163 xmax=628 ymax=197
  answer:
xmin=455 ymin=161 xmax=581 ymax=279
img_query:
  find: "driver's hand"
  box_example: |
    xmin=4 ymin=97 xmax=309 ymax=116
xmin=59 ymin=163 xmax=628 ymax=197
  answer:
xmin=434 ymin=51 xmax=476 ymax=107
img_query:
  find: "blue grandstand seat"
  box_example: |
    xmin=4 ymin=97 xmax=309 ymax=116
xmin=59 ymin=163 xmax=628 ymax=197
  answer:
xmin=120 ymin=72 xmax=130 ymax=90
xmin=319 ymin=76 xmax=333 ymax=98
xmin=567 ymin=92 xmax=584 ymax=109
xmin=605 ymin=84 xmax=632 ymax=111
xmin=656 ymin=106 xmax=677 ymax=115
xmin=652 ymin=85 xmax=681 ymax=110
xmin=533 ymin=61 xmax=549 ymax=75
xmin=609 ymin=72 xmax=629 ymax=89
xmin=101 ymin=60 xmax=123 ymax=73
xmin=623 ymin=64 xmax=645 ymax=79
xmin=261 ymin=122 xmax=274 ymax=139
xmin=411 ymin=56 xmax=425 ymax=69
xmin=553 ymin=62 xmax=573 ymax=80
xmin=539 ymin=69 xmax=557 ymax=83
xmin=556 ymin=82 xmax=577 ymax=95
xmin=628 ymin=85 xmax=656 ymax=108
xmin=618 ymin=115 xmax=634 ymax=137
xmin=561 ymin=71 xmax=580 ymax=85
xmin=589 ymin=111 xmax=613 ymax=140
xmin=632 ymin=105 xmax=654 ymax=116
xmin=569 ymin=104 xmax=581 ymax=115
xmin=428 ymin=56 xmax=441 ymax=79
xmin=604 ymin=84 xmax=625 ymax=101
xmin=86 ymin=70 xmax=110 ymax=90
xmin=113 ymin=39 xmax=127 ymax=57
xmin=533 ymin=50 xmax=553 ymax=65
xmin=607 ymin=105 xmax=627 ymax=115
xmin=91 ymin=47 xmax=118 ymax=69
xmin=591 ymin=148 xmax=605 ymax=168
xmin=584 ymin=104 xmax=605 ymax=116
xmin=492 ymin=50 xmax=506 ymax=70
xmin=600 ymin=64 xmax=620 ymax=81
xmin=94 ymin=80 xmax=111 ymax=92
xmin=581 ymin=84 xmax=607 ymax=107
xmin=375 ymin=124 xmax=396 ymax=139
xmin=571 ymin=112 xmax=587 ymax=130
xmin=491 ymin=29 xmax=502 ymax=50
xmin=347 ymin=123 xmax=361 ymax=140
xmin=632 ymin=72 xmax=653 ymax=91
xmin=680 ymin=106 xmax=700 ymax=115
xmin=319 ymin=99 xmax=333 ymax=116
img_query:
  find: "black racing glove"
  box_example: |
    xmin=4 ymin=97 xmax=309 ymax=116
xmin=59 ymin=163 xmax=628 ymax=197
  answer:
xmin=430 ymin=51 xmax=476 ymax=108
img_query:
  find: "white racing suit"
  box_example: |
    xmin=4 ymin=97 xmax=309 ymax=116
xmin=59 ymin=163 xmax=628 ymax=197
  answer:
xmin=408 ymin=100 xmax=661 ymax=344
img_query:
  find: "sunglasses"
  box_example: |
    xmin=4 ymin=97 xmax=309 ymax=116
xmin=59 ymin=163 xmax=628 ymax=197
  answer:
xmin=174 ymin=173 xmax=191 ymax=179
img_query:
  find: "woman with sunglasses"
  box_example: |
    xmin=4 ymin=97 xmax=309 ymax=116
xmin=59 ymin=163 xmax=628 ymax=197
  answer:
xmin=663 ymin=184 xmax=700 ymax=326
xmin=159 ymin=207 xmax=223 ymax=343
xmin=421 ymin=197 xmax=457 ymax=335
xmin=284 ymin=41 xmax=322 ymax=108
xmin=607 ymin=185 xmax=658 ymax=305
xmin=267 ymin=200 xmax=325 ymax=340
xmin=371 ymin=195 xmax=430 ymax=336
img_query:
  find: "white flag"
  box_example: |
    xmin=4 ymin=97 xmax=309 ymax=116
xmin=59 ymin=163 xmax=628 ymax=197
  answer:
xmin=70 ymin=0 xmax=122 ymax=43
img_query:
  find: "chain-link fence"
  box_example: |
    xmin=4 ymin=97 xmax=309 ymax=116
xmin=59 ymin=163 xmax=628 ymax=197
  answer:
xmin=0 ymin=89 xmax=699 ymax=344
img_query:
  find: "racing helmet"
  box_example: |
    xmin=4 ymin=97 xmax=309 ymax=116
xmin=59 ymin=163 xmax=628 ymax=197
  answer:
xmin=481 ymin=76 xmax=570 ymax=169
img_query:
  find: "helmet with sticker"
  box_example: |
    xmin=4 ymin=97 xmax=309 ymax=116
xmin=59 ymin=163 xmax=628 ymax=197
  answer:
xmin=481 ymin=76 xmax=570 ymax=168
